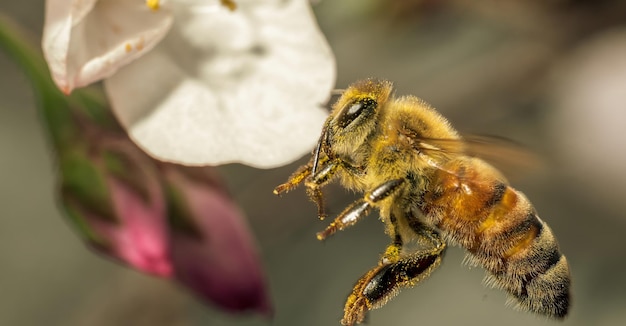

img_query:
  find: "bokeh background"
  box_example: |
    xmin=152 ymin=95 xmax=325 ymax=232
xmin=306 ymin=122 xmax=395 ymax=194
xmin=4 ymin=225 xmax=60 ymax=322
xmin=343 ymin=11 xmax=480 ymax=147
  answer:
xmin=2 ymin=0 xmax=626 ymax=325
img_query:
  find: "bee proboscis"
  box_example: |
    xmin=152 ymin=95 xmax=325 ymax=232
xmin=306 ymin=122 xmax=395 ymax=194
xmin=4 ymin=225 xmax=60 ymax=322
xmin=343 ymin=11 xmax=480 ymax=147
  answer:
xmin=274 ymin=79 xmax=571 ymax=325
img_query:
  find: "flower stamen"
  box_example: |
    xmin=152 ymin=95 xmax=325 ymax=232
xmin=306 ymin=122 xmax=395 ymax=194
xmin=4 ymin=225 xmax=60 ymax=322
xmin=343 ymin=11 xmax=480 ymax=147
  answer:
xmin=146 ymin=0 xmax=160 ymax=11
xmin=220 ymin=0 xmax=237 ymax=11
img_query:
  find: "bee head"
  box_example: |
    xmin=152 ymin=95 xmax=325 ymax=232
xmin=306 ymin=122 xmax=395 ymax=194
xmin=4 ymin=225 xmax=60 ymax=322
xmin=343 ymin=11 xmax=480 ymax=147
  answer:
xmin=311 ymin=79 xmax=393 ymax=173
xmin=328 ymin=78 xmax=392 ymax=151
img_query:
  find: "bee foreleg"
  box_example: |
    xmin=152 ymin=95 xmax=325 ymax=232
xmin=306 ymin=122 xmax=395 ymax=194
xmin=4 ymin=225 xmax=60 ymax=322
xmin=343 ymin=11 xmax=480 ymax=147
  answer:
xmin=341 ymin=237 xmax=446 ymax=326
xmin=317 ymin=179 xmax=405 ymax=240
xmin=273 ymin=155 xmax=336 ymax=219
xmin=273 ymin=163 xmax=313 ymax=195
xmin=305 ymin=160 xmax=341 ymax=220
xmin=273 ymin=153 xmax=336 ymax=195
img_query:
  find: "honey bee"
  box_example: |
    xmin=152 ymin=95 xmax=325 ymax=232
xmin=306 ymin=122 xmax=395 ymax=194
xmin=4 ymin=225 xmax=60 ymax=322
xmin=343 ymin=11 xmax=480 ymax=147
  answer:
xmin=274 ymin=79 xmax=571 ymax=325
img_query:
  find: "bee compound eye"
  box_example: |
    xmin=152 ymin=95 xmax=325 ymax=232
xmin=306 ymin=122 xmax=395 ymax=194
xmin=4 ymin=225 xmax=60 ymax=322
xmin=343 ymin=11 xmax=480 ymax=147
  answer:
xmin=337 ymin=98 xmax=377 ymax=128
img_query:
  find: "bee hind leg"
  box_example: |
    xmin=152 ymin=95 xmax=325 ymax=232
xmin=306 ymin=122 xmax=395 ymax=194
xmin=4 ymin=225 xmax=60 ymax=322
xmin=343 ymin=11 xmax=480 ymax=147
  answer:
xmin=341 ymin=220 xmax=445 ymax=326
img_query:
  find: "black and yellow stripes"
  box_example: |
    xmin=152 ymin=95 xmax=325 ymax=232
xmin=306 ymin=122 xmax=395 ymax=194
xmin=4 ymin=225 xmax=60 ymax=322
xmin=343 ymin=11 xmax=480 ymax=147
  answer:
xmin=491 ymin=214 xmax=570 ymax=318
xmin=423 ymin=157 xmax=571 ymax=318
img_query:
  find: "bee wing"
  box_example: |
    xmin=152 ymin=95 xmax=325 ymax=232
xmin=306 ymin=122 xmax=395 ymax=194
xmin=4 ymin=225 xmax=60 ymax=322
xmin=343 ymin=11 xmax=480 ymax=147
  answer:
xmin=416 ymin=134 xmax=544 ymax=180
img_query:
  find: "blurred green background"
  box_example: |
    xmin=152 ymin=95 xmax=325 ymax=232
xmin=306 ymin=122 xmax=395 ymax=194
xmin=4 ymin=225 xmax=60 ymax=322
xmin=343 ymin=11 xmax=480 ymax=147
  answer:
xmin=2 ymin=0 xmax=626 ymax=325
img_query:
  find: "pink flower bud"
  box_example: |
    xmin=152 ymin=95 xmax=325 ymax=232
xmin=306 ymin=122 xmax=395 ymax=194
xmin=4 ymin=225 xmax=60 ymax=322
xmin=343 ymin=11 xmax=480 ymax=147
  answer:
xmin=60 ymin=140 xmax=172 ymax=277
xmin=163 ymin=166 xmax=273 ymax=316
xmin=87 ymin=176 xmax=172 ymax=277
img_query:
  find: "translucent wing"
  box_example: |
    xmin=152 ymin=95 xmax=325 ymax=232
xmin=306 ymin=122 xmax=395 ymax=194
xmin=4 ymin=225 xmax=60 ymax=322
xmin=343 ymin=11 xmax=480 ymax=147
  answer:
xmin=414 ymin=134 xmax=543 ymax=180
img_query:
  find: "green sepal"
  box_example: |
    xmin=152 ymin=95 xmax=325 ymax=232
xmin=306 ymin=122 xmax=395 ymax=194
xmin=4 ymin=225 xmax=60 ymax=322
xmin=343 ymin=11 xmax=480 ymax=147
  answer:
xmin=59 ymin=148 xmax=116 ymax=223
xmin=101 ymin=147 xmax=151 ymax=204
xmin=61 ymin=201 xmax=105 ymax=245
xmin=163 ymin=181 xmax=202 ymax=240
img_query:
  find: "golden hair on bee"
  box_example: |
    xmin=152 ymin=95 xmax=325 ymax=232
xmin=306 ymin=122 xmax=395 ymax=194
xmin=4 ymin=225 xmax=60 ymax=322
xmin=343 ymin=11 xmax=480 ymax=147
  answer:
xmin=275 ymin=78 xmax=571 ymax=325
xmin=323 ymin=79 xmax=393 ymax=159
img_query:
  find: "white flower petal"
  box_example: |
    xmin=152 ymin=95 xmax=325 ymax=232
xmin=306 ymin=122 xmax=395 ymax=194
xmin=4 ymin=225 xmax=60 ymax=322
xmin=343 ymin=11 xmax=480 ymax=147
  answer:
xmin=43 ymin=0 xmax=173 ymax=93
xmin=105 ymin=0 xmax=336 ymax=168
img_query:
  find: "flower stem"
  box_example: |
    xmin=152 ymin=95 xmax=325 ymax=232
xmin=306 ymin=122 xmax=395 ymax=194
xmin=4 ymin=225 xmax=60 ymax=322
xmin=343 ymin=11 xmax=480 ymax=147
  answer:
xmin=0 ymin=13 xmax=79 ymax=149
xmin=0 ymin=14 xmax=121 ymax=150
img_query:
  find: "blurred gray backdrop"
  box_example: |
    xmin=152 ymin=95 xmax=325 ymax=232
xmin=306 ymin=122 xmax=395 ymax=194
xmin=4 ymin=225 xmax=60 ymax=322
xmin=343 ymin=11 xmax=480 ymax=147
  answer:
xmin=2 ymin=0 xmax=626 ymax=325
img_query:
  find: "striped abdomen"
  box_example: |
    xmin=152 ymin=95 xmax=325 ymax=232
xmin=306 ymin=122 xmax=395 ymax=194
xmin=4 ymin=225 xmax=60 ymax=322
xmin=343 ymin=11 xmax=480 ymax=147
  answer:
xmin=421 ymin=157 xmax=571 ymax=318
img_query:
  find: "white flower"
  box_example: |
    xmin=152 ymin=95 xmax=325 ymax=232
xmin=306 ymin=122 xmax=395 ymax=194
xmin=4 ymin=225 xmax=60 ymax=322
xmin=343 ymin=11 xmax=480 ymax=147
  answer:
xmin=42 ymin=0 xmax=173 ymax=94
xmin=42 ymin=0 xmax=336 ymax=168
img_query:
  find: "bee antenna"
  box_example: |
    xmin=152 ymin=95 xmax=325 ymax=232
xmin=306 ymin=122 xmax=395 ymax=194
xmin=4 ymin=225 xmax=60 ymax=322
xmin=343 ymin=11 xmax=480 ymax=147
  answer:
xmin=312 ymin=122 xmax=330 ymax=175
xmin=331 ymin=88 xmax=345 ymax=95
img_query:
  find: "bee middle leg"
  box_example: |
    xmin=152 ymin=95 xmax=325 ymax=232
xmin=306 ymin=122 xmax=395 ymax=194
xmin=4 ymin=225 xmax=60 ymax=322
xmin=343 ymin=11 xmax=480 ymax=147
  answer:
xmin=341 ymin=217 xmax=446 ymax=326
xmin=316 ymin=178 xmax=405 ymax=240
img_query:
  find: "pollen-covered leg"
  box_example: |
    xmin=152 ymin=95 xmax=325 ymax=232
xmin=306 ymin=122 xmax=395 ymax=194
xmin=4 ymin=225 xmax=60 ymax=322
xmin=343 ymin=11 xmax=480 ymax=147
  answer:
xmin=306 ymin=186 xmax=327 ymax=220
xmin=316 ymin=199 xmax=370 ymax=240
xmin=342 ymin=217 xmax=444 ymax=326
xmin=317 ymin=179 xmax=405 ymax=240
xmin=341 ymin=241 xmax=446 ymax=326
xmin=305 ymin=161 xmax=340 ymax=220
xmin=273 ymin=162 xmax=312 ymax=195
xmin=273 ymin=154 xmax=335 ymax=194
xmin=273 ymin=157 xmax=337 ymax=219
